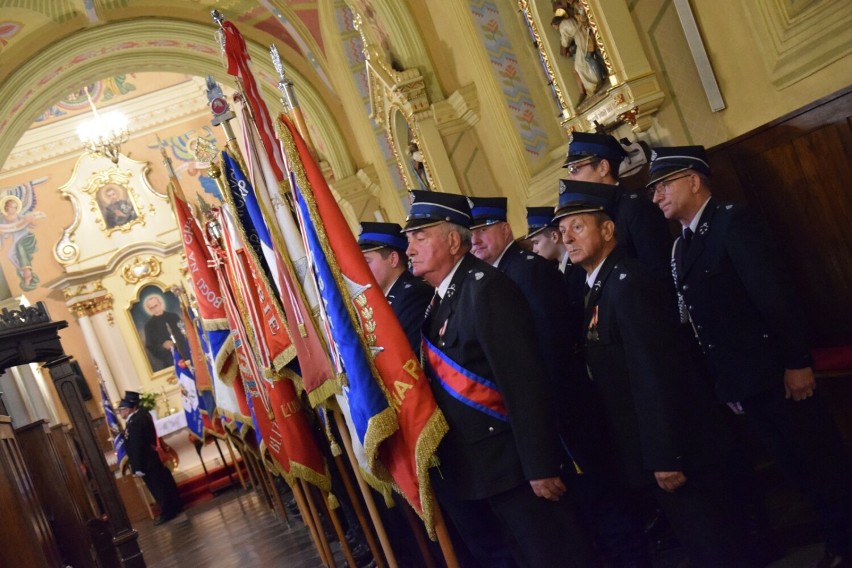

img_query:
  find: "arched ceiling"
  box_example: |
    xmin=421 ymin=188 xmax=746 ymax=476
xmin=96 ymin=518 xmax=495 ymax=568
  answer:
xmin=0 ymin=0 xmax=355 ymax=172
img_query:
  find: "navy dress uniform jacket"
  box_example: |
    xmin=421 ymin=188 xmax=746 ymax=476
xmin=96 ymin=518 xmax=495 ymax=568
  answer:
xmin=583 ymin=250 xmax=733 ymax=488
xmin=425 ymin=253 xmax=564 ymax=500
xmin=386 ymin=270 xmax=433 ymax=351
xmin=674 ymin=199 xmax=812 ymax=402
xmin=496 ymin=243 xmax=607 ymax=463
xmin=613 ymin=187 xmax=673 ymax=284
xmin=495 ymin=242 xmax=576 ymax=390
xmin=125 ymin=408 xmax=182 ymax=518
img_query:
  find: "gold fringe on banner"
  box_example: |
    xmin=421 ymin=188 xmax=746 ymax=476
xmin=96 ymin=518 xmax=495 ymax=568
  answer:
xmin=275 ymin=117 xmax=399 ymax=475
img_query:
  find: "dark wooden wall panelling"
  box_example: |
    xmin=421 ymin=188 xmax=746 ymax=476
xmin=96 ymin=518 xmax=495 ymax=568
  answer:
xmin=708 ymin=87 xmax=852 ymax=347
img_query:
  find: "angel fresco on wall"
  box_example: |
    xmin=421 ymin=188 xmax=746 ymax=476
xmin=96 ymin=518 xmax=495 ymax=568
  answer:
xmin=0 ymin=178 xmax=48 ymax=291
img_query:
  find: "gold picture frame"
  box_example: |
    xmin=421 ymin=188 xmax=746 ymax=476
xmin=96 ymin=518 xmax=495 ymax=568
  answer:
xmin=128 ymin=281 xmax=186 ymax=381
xmin=81 ymin=168 xmax=145 ymax=236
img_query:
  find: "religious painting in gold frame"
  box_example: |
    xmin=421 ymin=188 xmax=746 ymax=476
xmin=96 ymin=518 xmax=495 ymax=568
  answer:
xmin=80 ymin=168 xmax=145 ymax=236
xmin=128 ymin=282 xmax=186 ymax=380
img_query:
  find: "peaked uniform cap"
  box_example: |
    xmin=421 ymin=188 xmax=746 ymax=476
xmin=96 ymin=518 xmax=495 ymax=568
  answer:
xmin=358 ymin=222 xmax=407 ymax=252
xmin=646 ymin=145 xmax=711 ymax=187
xmin=525 ymin=206 xmax=556 ymax=239
xmin=469 ymin=197 xmax=508 ymax=230
xmin=564 ymin=132 xmax=627 ymax=167
xmin=404 ymin=190 xmax=472 ymax=231
xmin=553 ymin=179 xmax=617 ymax=222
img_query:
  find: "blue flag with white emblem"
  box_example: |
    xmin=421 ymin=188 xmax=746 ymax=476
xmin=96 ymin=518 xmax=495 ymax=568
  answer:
xmin=173 ymin=348 xmax=204 ymax=440
xmin=100 ymin=382 xmax=128 ymax=473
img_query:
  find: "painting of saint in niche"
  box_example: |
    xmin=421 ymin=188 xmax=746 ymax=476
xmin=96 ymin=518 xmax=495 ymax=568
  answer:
xmin=97 ymin=182 xmax=138 ymax=229
xmin=130 ymin=286 xmax=190 ymax=374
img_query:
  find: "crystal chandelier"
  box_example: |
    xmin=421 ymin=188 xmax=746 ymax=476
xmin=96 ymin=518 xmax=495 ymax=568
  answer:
xmin=76 ymin=86 xmax=129 ymax=164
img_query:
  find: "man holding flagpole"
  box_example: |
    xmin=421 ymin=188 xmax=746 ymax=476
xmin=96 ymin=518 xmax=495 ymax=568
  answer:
xmin=404 ymin=191 xmax=597 ymax=567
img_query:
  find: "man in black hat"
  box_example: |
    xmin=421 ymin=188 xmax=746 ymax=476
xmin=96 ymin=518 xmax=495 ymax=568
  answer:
xmin=563 ymin=132 xmax=672 ymax=283
xmin=555 ymin=179 xmax=753 ymax=567
xmin=649 ymin=146 xmax=852 ymax=567
xmin=525 ymin=206 xmax=572 ymax=275
xmin=404 ymin=190 xmax=597 ymax=567
xmin=118 ymin=391 xmax=182 ymax=525
xmin=470 ymin=196 xmax=650 ymax=566
xmin=358 ymin=221 xmax=433 ymax=351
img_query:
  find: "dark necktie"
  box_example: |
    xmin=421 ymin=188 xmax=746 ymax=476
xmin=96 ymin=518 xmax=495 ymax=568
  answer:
xmin=682 ymin=227 xmax=694 ymax=253
xmin=424 ymin=291 xmax=441 ymax=324
xmin=583 ymin=283 xmax=592 ymax=308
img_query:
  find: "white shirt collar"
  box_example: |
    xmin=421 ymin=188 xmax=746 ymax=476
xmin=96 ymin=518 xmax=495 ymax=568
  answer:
xmin=558 ymin=250 xmax=570 ymax=273
xmin=687 ymin=197 xmax=712 ymax=233
xmin=585 ymin=257 xmax=607 ymax=289
xmin=383 ymin=274 xmax=401 ymax=297
xmin=491 ymin=241 xmax=514 ymax=267
xmin=437 ymin=257 xmax=465 ymax=299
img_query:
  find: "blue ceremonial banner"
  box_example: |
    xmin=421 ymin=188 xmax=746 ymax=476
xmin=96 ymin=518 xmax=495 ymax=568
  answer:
xmin=220 ymin=151 xmax=295 ymax=372
xmin=221 ymin=151 xmax=276 ymax=283
xmin=100 ymin=382 xmax=127 ymax=473
xmin=192 ymin=311 xmax=219 ymax=418
xmin=291 ymin=171 xmax=393 ymax=467
xmin=173 ymin=349 xmax=204 ymax=440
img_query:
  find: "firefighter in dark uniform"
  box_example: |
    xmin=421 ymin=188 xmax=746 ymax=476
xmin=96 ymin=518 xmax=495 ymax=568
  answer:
xmin=556 ymin=180 xmax=754 ymax=567
xmin=563 ymin=132 xmax=672 ymax=283
xmin=357 ymin=220 xmax=437 ymax=566
xmin=404 ymin=191 xmax=598 ymax=567
xmin=470 ymin=196 xmax=651 ymax=567
xmin=525 ymin=205 xmax=573 ymax=278
xmin=358 ymin=221 xmax=433 ymax=351
xmin=648 ymin=146 xmax=852 ymax=568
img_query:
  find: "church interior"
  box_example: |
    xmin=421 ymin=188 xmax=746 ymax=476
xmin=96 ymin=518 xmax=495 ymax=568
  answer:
xmin=0 ymin=0 xmax=850 ymax=566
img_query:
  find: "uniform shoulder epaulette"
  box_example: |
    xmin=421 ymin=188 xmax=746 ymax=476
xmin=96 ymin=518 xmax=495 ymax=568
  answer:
xmin=715 ymin=202 xmax=739 ymax=213
xmin=465 ymin=267 xmax=491 ymax=284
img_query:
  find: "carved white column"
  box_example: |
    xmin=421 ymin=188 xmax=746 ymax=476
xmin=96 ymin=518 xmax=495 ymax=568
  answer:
xmin=67 ymin=286 xmax=140 ymax=400
xmin=75 ymin=312 xmax=121 ymax=403
xmin=90 ymin=303 xmax=140 ymax=397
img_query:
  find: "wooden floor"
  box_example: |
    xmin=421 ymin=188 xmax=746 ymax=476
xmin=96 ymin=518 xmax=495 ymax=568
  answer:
xmin=132 ymin=475 xmax=828 ymax=568
xmin=135 ymin=487 xmax=336 ymax=567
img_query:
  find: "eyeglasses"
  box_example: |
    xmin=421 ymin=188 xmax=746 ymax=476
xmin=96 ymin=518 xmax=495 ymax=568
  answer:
xmin=566 ymin=160 xmax=599 ymax=176
xmin=647 ymin=174 xmax=693 ymax=198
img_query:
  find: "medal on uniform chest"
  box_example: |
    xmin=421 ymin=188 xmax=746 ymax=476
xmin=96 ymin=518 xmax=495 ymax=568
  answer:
xmin=587 ymin=305 xmax=599 ymax=342
xmin=438 ymin=318 xmax=449 ymax=346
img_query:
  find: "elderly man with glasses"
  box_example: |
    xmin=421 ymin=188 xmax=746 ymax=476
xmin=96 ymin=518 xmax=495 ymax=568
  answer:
xmin=649 ymin=146 xmax=852 ymax=568
xmin=563 ymin=132 xmax=672 ymax=283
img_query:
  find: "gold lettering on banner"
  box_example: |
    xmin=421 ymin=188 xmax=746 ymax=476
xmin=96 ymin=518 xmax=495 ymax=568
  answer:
xmin=402 ymin=359 xmax=420 ymax=381
xmin=280 ymin=399 xmax=301 ymax=418
xmin=392 ymin=380 xmax=414 ymax=409
xmin=267 ymin=424 xmax=284 ymax=454
xmin=388 ymin=359 xmax=424 ymax=410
